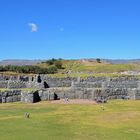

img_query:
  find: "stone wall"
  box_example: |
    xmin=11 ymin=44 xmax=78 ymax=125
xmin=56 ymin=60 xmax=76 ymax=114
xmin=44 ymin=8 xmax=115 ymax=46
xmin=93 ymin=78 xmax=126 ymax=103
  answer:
xmin=37 ymin=87 xmax=140 ymax=101
xmin=43 ymin=76 xmax=140 ymax=89
xmin=0 ymin=81 xmax=8 ymax=88
xmin=21 ymin=91 xmax=41 ymax=103
xmin=1 ymin=87 xmax=140 ymax=104
xmin=0 ymin=90 xmax=21 ymax=103
xmin=8 ymin=81 xmax=27 ymax=89
xmin=43 ymin=77 xmax=77 ymax=87
xmin=38 ymin=88 xmax=126 ymax=100
xmin=0 ymin=75 xmax=139 ymax=90
xmin=0 ymin=75 xmax=140 ymax=103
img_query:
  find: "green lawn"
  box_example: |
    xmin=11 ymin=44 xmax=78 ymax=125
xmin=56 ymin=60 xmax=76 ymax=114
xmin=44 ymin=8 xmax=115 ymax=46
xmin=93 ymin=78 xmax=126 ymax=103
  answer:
xmin=0 ymin=100 xmax=140 ymax=140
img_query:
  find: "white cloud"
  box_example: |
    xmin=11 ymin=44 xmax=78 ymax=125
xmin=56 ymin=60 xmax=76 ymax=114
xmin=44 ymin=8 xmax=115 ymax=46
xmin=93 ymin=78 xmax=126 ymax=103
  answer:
xmin=28 ymin=23 xmax=38 ymax=32
xmin=60 ymin=27 xmax=64 ymax=32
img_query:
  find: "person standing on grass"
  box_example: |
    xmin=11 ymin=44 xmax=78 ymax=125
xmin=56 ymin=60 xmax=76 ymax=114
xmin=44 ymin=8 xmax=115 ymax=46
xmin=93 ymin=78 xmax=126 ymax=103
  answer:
xmin=64 ymin=94 xmax=69 ymax=103
xmin=25 ymin=112 xmax=30 ymax=119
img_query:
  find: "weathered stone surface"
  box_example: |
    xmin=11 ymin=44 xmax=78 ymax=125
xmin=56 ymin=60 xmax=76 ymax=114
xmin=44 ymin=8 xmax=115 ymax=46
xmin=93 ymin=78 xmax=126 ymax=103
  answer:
xmin=21 ymin=91 xmax=41 ymax=103
xmin=21 ymin=91 xmax=34 ymax=103
xmin=0 ymin=90 xmax=21 ymax=103
xmin=8 ymin=81 xmax=27 ymax=89
xmin=0 ymin=81 xmax=8 ymax=88
xmin=0 ymin=75 xmax=140 ymax=103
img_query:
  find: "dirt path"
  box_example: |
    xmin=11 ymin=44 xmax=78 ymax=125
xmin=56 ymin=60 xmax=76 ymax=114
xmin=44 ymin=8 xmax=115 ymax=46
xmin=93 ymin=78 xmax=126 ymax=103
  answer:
xmin=50 ymin=99 xmax=97 ymax=104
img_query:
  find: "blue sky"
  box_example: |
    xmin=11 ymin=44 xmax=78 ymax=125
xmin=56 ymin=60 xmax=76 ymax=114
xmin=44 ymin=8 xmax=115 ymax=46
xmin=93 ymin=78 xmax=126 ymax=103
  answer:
xmin=0 ymin=0 xmax=140 ymax=60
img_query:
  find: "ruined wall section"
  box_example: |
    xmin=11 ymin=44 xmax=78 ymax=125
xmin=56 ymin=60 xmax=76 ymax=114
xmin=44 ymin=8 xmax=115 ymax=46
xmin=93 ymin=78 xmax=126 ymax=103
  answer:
xmin=0 ymin=90 xmax=21 ymax=103
xmin=0 ymin=75 xmax=139 ymax=90
xmin=0 ymin=74 xmax=140 ymax=103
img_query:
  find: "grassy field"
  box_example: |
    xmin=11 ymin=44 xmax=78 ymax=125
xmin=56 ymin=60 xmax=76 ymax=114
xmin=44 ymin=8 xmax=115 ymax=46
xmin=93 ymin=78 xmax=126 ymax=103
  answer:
xmin=0 ymin=100 xmax=140 ymax=140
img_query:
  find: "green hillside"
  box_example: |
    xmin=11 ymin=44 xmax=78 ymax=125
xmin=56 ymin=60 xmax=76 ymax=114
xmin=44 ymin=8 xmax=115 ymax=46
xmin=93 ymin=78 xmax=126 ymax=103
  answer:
xmin=37 ymin=59 xmax=140 ymax=77
xmin=0 ymin=59 xmax=140 ymax=77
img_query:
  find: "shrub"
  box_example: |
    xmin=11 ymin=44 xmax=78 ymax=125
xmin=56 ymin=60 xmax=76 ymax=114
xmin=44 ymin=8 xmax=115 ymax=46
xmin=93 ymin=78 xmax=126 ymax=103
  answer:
xmin=0 ymin=65 xmax=56 ymax=74
xmin=47 ymin=66 xmax=58 ymax=74
xmin=46 ymin=58 xmax=57 ymax=65
xmin=54 ymin=61 xmax=63 ymax=69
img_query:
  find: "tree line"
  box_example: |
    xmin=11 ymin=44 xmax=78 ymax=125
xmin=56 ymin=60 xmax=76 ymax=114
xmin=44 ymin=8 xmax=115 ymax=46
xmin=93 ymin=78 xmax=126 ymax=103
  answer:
xmin=0 ymin=59 xmax=64 ymax=74
xmin=0 ymin=65 xmax=58 ymax=74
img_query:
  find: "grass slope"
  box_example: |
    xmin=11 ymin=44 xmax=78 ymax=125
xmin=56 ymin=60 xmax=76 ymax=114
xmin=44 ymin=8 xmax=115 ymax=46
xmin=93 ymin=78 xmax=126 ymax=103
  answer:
xmin=39 ymin=60 xmax=140 ymax=74
xmin=0 ymin=100 xmax=139 ymax=140
xmin=62 ymin=60 xmax=140 ymax=73
xmin=0 ymin=60 xmax=140 ymax=77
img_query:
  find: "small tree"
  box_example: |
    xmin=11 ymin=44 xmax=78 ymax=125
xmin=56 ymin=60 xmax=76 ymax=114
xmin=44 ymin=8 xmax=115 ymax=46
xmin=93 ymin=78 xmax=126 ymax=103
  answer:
xmin=46 ymin=60 xmax=54 ymax=65
xmin=46 ymin=58 xmax=57 ymax=65
xmin=96 ymin=58 xmax=101 ymax=63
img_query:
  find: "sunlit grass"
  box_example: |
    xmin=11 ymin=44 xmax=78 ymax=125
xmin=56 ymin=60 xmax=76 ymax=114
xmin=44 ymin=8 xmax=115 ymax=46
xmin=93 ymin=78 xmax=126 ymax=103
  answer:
xmin=0 ymin=100 xmax=139 ymax=140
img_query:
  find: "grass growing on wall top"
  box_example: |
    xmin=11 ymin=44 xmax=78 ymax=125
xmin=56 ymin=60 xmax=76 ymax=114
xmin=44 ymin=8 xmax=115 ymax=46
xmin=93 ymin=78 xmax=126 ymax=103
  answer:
xmin=0 ymin=88 xmax=36 ymax=92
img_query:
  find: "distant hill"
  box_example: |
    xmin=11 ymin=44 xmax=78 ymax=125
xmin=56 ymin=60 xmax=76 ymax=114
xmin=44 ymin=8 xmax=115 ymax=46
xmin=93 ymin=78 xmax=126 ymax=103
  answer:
xmin=0 ymin=59 xmax=140 ymax=66
xmin=81 ymin=59 xmax=140 ymax=64
xmin=0 ymin=59 xmax=43 ymax=66
xmin=104 ymin=59 xmax=140 ymax=64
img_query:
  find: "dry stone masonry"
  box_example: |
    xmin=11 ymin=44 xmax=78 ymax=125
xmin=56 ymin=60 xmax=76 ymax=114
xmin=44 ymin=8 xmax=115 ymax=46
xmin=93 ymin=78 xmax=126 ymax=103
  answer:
xmin=0 ymin=74 xmax=140 ymax=103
